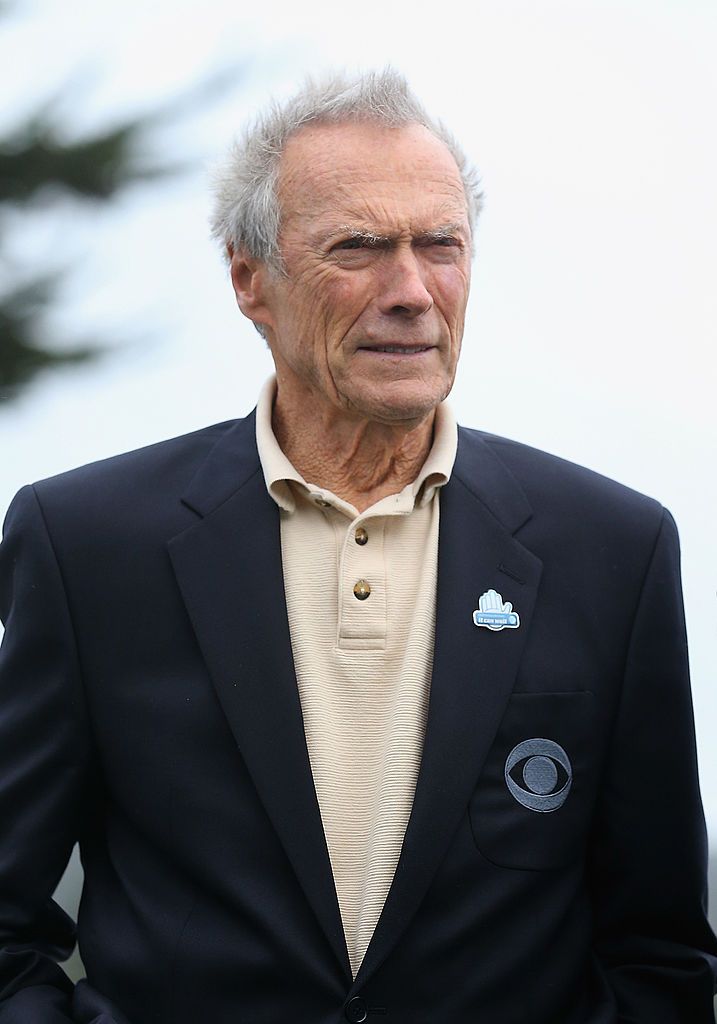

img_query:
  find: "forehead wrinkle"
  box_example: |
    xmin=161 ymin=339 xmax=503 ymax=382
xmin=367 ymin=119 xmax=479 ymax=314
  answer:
xmin=281 ymin=162 xmax=467 ymax=220
xmin=278 ymin=120 xmax=469 ymax=222
xmin=283 ymin=153 xmax=464 ymax=192
xmin=307 ymin=185 xmax=470 ymax=234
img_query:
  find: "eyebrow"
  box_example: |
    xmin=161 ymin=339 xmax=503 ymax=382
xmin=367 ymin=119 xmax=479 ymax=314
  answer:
xmin=339 ymin=227 xmax=390 ymax=247
xmin=325 ymin=222 xmax=467 ymax=247
xmin=415 ymin=223 xmax=466 ymax=242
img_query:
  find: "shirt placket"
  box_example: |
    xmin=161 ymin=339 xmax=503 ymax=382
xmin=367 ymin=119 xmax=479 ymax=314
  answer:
xmin=337 ymin=515 xmax=388 ymax=650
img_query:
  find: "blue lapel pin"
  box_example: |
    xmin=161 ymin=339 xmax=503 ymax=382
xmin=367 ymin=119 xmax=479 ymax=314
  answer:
xmin=473 ymin=588 xmax=520 ymax=631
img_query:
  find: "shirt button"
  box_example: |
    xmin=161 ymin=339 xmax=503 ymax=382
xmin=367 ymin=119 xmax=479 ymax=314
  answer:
xmin=345 ymin=996 xmax=368 ymax=1023
xmin=354 ymin=527 xmax=368 ymax=546
xmin=353 ymin=579 xmax=371 ymax=600
xmin=314 ymin=497 xmax=331 ymax=508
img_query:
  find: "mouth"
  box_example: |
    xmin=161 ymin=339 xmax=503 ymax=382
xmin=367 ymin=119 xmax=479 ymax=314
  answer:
xmin=357 ymin=344 xmax=435 ymax=355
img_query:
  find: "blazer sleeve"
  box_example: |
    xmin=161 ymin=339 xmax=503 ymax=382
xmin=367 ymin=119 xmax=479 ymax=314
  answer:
xmin=588 ymin=507 xmax=717 ymax=1021
xmin=0 ymin=484 xmax=92 ymax=1023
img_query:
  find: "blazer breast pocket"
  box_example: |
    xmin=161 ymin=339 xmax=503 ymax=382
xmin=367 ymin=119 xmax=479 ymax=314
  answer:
xmin=469 ymin=691 xmax=598 ymax=870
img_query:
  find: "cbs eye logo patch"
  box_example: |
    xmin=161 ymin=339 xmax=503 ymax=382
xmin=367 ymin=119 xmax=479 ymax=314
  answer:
xmin=504 ymin=738 xmax=573 ymax=813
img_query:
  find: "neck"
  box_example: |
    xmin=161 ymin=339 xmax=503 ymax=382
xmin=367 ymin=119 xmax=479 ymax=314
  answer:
xmin=272 ymin=390 xmax=436 ymax=514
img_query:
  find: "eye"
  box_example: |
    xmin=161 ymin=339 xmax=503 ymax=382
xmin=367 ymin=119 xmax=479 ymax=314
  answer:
xmin=504 ymin=738 xmax=573 ymax=813
xmin=417 ymin=235 xmax=465 ymax=259
xmin=335 ymin=237 xmax=367 ymax=250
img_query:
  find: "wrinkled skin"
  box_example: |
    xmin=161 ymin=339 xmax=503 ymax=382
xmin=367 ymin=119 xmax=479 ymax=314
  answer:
xmin=230 ymin=120 xmax=473 ymax=507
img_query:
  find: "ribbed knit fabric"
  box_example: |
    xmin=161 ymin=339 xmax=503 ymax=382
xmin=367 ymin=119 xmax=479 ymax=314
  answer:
xmin=255 ymin=377 xmax=457 ymax=977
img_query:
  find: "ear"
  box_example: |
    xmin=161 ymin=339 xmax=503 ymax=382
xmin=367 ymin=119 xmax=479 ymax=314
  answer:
xmin=228 ymin=245 xmax=276 ymax=332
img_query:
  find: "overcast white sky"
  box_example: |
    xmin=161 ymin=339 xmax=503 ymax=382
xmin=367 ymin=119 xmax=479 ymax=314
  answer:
xmin=1 ymin=0 xmax=716 ymax=899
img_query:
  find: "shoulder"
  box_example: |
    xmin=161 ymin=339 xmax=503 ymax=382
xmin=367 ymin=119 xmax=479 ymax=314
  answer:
xmin=455 ymin=426 xmax=668 ymax=559
xmin=34 ymin=419 xmax=239 ymax=498
xmin=464 ymin=426 xmax=662 ymax=514
xmin=4 ymin=415 xmax=257 ymax=550
xmin=36 ymin=415 xmax=253 ymax=499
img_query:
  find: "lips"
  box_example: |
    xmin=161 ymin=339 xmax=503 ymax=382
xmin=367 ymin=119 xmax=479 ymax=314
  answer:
xmin=358 ymin=344 xmax=435 ymax=354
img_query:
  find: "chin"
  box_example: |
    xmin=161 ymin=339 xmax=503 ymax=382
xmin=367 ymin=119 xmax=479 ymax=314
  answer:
xmin=350 ymin=381 xmax=449 ymax=425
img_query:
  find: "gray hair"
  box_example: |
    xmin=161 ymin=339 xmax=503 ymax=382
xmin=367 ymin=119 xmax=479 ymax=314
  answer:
xmin=210 ymin=68 xmax=483 ymax=272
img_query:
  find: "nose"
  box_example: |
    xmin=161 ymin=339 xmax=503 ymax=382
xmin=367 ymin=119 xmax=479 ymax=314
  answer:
xmin=377 ymin=250 xmax=434 ymax=318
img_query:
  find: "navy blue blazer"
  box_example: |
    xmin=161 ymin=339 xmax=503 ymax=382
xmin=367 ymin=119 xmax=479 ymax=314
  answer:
xmin=0 ymin=412 xmax=715 ymax=1023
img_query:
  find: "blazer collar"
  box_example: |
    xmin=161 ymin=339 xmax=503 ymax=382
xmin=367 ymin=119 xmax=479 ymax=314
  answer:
xmin=179 ymin=409 xmax=260 ymax=518
xmin=452 ymin=426 xmax=533 ymax=535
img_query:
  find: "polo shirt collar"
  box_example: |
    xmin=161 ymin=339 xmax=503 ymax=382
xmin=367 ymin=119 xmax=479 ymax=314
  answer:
xmin=255 ymin=375 xmax=457 ymax=516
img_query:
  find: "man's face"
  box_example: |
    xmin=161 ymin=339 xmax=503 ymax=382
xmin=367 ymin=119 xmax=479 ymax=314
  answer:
xmin=242 ymin=120 xmax=472 ymax=425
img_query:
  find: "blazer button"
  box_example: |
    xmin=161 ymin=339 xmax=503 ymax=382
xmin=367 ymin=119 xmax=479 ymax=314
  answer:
xmin=345 ymin=996 xmax=368 ymax=1023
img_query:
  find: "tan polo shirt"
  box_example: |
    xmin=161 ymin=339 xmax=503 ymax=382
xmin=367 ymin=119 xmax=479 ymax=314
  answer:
xmin=255 ymin=377 xmax=457 ymax=978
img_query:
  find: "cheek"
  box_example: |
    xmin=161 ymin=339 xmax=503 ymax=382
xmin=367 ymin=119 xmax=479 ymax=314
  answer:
xmin=318 ymin=277 xmax=374 ymax=338
xmin=287 ymin=263 xmax=370 ymax=332
xmin=432 ymin=267 xmax=470 ymax=327
xmin=328 ymin=268 xmax=376 ymax=307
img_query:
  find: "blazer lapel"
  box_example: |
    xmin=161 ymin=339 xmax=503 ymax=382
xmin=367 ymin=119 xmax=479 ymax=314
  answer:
xmin=353 ymin=429 xmax=543 ymax=989
xmin=167 ymin=413 xmax=351 ymax=981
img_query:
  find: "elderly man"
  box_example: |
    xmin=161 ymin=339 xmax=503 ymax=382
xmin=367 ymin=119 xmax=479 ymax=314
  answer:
xmin=0 ymin=70 xmax=715 ymax=1024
